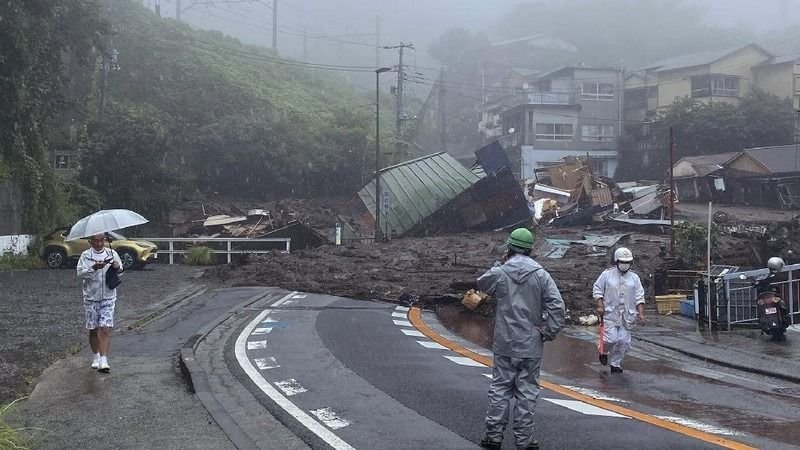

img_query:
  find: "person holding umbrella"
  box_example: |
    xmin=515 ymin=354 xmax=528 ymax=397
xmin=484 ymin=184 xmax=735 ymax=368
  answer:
xmin=76 ymin=233 xmax=124 ymax=373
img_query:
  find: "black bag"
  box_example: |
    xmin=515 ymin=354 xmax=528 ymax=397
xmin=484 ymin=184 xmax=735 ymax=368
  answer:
xmin=106 ymin=265 xmax=122 ymax=290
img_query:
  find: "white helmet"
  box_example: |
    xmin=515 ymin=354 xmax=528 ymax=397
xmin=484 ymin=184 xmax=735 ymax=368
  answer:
xmin=614 ymin=247 xmax=634 ymax=263
xmin=767 ymin=256 xmax=785 ymax=273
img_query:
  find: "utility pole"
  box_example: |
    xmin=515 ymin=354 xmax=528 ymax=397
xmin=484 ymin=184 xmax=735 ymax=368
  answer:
xmin=383 ymin=42 xmax=414 ymax=138
xmin=272 ymin=0 xmax=278 ymax=51
xmin=155 ymin=0 xmax=161 ymax=17
xmin=669 ymin=126 xmax=676 ymax=256
xmin=176 ymin=0 xmax=181 ymax=21
xmin=302 ymin=28 xmax=308 ymax=62
xmin=374 ymin=15 xmax=381 ymax=67
xmin=439 ymin=68 xmax=446 ymax=152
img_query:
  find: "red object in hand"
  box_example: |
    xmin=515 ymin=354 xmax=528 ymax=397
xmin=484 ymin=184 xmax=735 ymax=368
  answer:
xmin=598 ymin=315 xmax=608 ymax=366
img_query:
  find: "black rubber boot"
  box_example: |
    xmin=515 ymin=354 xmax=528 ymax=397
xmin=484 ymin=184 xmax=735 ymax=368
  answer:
xmin=599 ymin=353 xmax=608 ymax=366
xmin=610 ymin=366 xmax=623 ymax=374
xmin=479 ymin=436 xmax=502 ymax=450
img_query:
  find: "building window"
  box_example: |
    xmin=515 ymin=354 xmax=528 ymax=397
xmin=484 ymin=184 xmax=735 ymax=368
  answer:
xmin=581 ymin=124 xmax=615 ymax=142
xmin=535 ymin=123 xmax=573 ymax=141
xmin=581 ymin=82 xmax=614 ymax=100
xmin=691 ymin=75 xmax=740 ymax=98
xmin=711 ymin=77 xmax=739 ymax=96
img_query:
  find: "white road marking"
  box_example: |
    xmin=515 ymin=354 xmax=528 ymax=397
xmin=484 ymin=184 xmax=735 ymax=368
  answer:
xmin=444 ymin=356 xmax=488 ymax=367
xmin=310 ymin=407 xmax=351 ymax=430
xmin=395 ymin=306 xmax=410 ymax=312
xmin=275 ymin=379 xmax=308 ymax=396
xmin=561 ymin=386 xmax=629 ymax=403
xmin=543 ymin=399 xmax=628 ymax=418
xmin=655 ymin=416 xmax=742 ymax=436
xmin=247 ymin=340 xmax=268 ymax=350
xmin=252 ymin=327 xmax=273 ymax=335
xmin=284 ymin=299 xmax=296 ymax=305
xmin=235 ymin=291 xmax=355 ymax=450
xmin=401 ymin=329 xmax=425 ymax=337
xmin=391 ymin=312 xmax=407 ymax=318
xmin=292 ymin=294 xmax=307 ymax=299
xmin=254 ymin=357 xmax=280 ymax=370
xmin=483 ymin=373 xmax=493 ymax=379
xmin=393 ymin=320 xmax=413 ymax=327
xmin=416 ymin=340 xmax=448 ymax=350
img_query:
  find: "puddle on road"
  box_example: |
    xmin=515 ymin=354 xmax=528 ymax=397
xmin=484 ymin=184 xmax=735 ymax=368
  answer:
xmin=435 ymin=304 xmax=800 ymax=445
xmin=435 ymin=304 xmax=493 ymax=349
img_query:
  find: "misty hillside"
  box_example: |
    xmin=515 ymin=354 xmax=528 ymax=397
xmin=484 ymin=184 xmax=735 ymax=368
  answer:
xmin=79 ymin=0 xmax=383 ymax=220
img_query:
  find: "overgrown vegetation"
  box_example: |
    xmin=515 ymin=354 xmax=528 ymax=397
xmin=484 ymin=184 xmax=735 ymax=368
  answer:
xmin=0 ymin=398 xmax=28 ymax=450
xmin=0 ymin=254 xmax=44 ymax=271
xmin=674 ymin=222 xmax=720 ymax=269
xmin=77 ymin=1 xmax=379 ymax=222
xmin=3 ymin=0 xmax=384 ymax=230
xmin=185 ymin=246 xmax=215 ymax=266
xmin=617 ymin=91 xmax=794 ymax=180
xmin=0 ymin=0 xmax=107 ymax=234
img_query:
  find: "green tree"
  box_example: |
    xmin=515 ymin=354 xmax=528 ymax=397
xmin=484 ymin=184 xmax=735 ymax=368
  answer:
xmin=0 ymin=0 xmax=107 ymax=233
xmin=618 ymin=91 xmax=795 ymax=180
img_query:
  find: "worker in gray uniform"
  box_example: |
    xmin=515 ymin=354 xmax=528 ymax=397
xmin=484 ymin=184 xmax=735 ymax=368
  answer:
xmin=477 ymin=228 xmax=565 ymax=450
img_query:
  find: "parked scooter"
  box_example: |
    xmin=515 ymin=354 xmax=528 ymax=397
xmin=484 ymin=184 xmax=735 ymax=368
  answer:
xmin=740 ymin=257 xmax=789 ymax=341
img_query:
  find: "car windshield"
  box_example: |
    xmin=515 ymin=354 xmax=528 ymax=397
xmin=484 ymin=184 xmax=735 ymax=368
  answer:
xmin=108 ymin=231 xmax=126 ymax=240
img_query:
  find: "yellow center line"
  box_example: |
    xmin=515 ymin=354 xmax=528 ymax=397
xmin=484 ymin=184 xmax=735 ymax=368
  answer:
xmin=408 ymin=307 xmax=756 ymax=450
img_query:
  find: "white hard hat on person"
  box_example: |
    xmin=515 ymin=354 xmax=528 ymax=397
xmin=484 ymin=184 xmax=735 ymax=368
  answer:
xmin=614 ymin=247 xmax=633 ymax=263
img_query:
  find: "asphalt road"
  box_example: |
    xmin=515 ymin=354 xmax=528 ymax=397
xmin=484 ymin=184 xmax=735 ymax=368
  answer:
xmin=231 ymin=292 xmax=744 ymax=449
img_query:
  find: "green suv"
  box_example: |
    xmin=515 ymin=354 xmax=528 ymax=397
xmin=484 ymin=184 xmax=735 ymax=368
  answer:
xmin=40 ymin=228 xmax=158 ymax=270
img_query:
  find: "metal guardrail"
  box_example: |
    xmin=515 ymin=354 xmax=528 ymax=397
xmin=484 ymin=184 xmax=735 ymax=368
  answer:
xmin=718 ymin=264 xmax=800 ymax=330
xmin=142 ymin=237 xmax=291 ymax=264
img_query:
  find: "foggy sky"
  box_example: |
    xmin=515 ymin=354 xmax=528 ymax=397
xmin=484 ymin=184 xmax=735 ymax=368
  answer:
xmin=148 ymin=0 xmax=800 ymax=79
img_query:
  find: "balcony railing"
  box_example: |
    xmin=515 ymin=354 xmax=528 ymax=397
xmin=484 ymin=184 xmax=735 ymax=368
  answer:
xmin=527 ymin=92 xmax=574 ymax=105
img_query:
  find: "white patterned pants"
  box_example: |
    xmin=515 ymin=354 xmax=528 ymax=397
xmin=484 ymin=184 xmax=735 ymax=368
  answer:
xmin=599 ymin=325 xmax=631 ymax=368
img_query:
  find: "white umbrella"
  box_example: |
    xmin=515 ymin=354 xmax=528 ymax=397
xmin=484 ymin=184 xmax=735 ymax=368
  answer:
xmin=66 ymin=209 xmax=149 ymax=241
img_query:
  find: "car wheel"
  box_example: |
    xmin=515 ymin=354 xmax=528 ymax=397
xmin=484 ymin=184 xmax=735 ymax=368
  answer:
xmin=118 ymin=249 xmax=137 ymax=270
xmin=45 ymin=249 xmax=66 ymax=269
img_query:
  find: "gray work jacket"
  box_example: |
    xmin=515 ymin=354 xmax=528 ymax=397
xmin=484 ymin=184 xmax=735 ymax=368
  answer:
xmin=477 ymin=254 xmax=565 ymax=359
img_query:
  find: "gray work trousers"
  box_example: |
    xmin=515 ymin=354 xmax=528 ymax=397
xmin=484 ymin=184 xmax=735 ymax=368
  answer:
xmin=484 ymin=354 xmax=541 ymax=448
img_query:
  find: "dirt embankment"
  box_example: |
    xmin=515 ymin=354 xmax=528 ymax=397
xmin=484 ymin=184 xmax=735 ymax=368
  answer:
xmin=205 ymin=227 xmax=668 ymax=316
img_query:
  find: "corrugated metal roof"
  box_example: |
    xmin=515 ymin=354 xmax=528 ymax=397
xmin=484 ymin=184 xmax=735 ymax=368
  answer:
xmin=643 ymin=44 xmax=770 ymax=72
xmin=673 ymin=152 xmax=741 ymax=178
xmin=745 ymin=145 xmax=800 ymax=174
xmin=358 ymin=153 xmax=481 ymax=236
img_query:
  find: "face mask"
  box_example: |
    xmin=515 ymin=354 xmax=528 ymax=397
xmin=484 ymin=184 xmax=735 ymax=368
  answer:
xmin=617 ymin=263 xmax=631 ymax=272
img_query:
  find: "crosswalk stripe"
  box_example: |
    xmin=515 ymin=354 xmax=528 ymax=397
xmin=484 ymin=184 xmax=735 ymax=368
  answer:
xmin=391 ymin=312 xmax=407 ymax=318
xmin=443 ymin=355 xmax=488 ymax=367
xmin=416 ymin=340 xmax=447 ymax=349
xmin=395 ymin=306 xmax=410 ymax=312
xmin=393 ymin=320 xmax=412 ymax=327
xmin=401 ymin=329 xmax=425 ymax=337
xmin=275 ymin=379 xmax=308 ymax=396
xmin=247 ymin=340 xmax=268 ymax=350
xmin=543 ymin=398 xmax=628 ymax=418
xmin=253 ymin=357 xmax=280 ymax=370
xmin=310 ymin=407 xmax=351 ymax=430
xmin=252 ymin=327 xmax=272 ymax=335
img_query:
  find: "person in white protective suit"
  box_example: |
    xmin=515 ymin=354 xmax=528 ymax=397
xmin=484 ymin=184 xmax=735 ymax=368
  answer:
xmin=594 ymin=247 xmax=646 ymax=373
xmin=477 ymin=228 xmax=565 ymax=450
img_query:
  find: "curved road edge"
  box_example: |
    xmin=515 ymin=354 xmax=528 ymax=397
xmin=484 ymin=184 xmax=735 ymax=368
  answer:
xmin=178 ymin=289 xmax=284 ymax=450
xmin=407 ymin=306 xmax=756 ymax=450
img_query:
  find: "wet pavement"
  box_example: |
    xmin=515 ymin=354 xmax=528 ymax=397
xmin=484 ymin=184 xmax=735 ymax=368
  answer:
xmin=436 ymin=304 xmax=800 ymax=447
xmin=638 ymin=314 xmax=800 ymax=384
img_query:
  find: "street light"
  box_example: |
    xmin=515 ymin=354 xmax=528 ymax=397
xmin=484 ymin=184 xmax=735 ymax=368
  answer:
xmin=375 ymin=66 xmax=392 ymax=242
